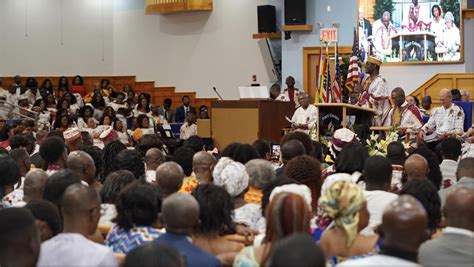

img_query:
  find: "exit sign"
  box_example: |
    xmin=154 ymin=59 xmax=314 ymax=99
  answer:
xmin=320 ymin=28 xmax=338 ymax=43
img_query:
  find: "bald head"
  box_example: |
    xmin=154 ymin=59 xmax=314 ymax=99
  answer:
xmin=192 ymin=151 xmax=216 ymax=184
xmin=155 ymin=162 xmax=185 ymax=198
xmin=161 ymin=192 xmax=199 ymax=234
xmin=67 ymin=151 xmax=96 ymax=184
xmin=404 ymin=154 xmax=429 ymax=181
xmin=444 ymin=186 xmax=474 ymax=231
xmin=145 ymin=148 xmax=165 ymax=170
xmin=382 ymin=195 xmax=428 ymax=252
xmin=439 ymin=88 xmax=453 ymax=109
xmin=456 ymin=158 xmax=474 ymax=180
xmin=23 ymin=169 xmax=48 ymax=202
xmin=62 ymin=184 xmax=101 ymax=235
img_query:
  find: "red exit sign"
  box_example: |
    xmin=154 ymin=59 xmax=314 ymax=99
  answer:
xmin=320 ymin=28 xmax=338 ymax=43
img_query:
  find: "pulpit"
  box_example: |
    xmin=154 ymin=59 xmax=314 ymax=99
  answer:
xmin=211 ymin=100 xmax=294 ymax=149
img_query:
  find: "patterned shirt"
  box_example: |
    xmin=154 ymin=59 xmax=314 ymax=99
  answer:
xmin=423 ymin=104 xmax=465 ymax=135
xmin=105 ymin=225 xmax=162 ymax=254
xmin=358 ymin=75 xmax=390 ymax=126
xmin=291 ymin=104 xmax=318 ymax=134
xmin=384 ymin=101 xmax=423 ymax=129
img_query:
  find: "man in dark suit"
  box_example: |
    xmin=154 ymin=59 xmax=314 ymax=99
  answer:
xmin=419 ymin=186 xmax=474 ymax=267
xmin=175 ymin=95 xmax=196 ymax=123
xmin=154 ymin=193 xmax=220 ymax=267
xmin=158 ymin=98 xmax=176 ymax=123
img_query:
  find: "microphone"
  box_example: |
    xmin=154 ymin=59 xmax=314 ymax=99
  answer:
xmin=213 ymin=86 xmax=224 ymax=101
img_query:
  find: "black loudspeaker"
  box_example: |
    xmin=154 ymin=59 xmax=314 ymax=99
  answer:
xmin=285 ymin=0 xmax=306 ymax=25
xmin=257 ymin=5 xmax=277 ymax=33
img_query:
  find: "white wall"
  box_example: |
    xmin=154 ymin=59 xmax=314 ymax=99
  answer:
xmin=113 ymin=0 xmax=279 ymax=100
xmin=0 ymin=0 xmax=113 ymax=76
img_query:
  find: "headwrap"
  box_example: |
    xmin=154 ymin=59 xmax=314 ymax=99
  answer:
xmin=99 ymin=126 xmax=118 ymax=143
xmin=367 ymin=56 xmax=382 ymax=66
xmin=212 ymin=157 xmax=249 ymax=197
xmin=330 ymin=128 xmax=357 ymax=152
xmin=270 ymin=184 xmax=312 ymax=212
xmin=63 ymin=128 xmax=81 ymax=143
xmin=318 ymin=180 xmax=365 ymax=247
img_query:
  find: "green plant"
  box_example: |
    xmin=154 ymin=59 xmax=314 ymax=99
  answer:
xmin=441 ymin=0 xmax=461 ymax=27
xmin=373 ymin=0 xmax=395 ymax=21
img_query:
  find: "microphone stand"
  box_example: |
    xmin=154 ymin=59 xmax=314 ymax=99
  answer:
xmin=213 ymin=87 xmax=224 ymax=101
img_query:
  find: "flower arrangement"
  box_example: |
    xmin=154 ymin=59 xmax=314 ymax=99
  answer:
xmin=366 ymin=126 xmax=409 ymax=156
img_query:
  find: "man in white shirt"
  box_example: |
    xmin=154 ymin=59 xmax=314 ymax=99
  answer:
xmin=360 ymin=155 xmax=398 ymax=236
xmin=277 ymin=76 xmax=302 ymax=107
xmin=439 ymin=137 xmax=462 ymax=189
xmin=339 ymin=195 xmax=427 ymax=267
xmin=422 ymin=88 xmax=464 ymax=151
xmin=290 ymin=92 xmax=317 ymax=134
xmin=37 ymin=184 xmax=118 ymax=267
xmin=419 ymin=186 xmax=474 ymax=267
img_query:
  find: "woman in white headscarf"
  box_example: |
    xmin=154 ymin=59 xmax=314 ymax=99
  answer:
xmin=213 ymin=157 xmax=261 ymax=231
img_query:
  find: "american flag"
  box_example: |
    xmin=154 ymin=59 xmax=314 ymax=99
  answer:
xmin=332 ymin=45 xmax=342 ymax=103
xmin=345 ymin=25 xmax=361 ymax=92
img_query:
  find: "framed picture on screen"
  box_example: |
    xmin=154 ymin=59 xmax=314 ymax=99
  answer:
xmin=357 ymin=0 xmax=463 ymax=64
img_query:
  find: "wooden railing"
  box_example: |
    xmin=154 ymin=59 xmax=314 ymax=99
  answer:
xmin=145 ymin=0 xmax=212 ymax=14
xmin=410 ymin=73 xmax=474 ymax=106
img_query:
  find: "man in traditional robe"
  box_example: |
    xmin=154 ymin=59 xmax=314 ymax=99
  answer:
xmin=384 ymin=87 xmax=423 ymax=133
xmin=355 ymin=56 xmax=390 ymax=126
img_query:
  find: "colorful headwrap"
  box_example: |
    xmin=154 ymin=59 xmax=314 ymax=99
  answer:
xmin=63 ymin=128 xmax=81 ymax=143
xmin=212 ymin=157 xmax=249 ymax=197
xmin=318 ymin=180 xmax=365 ymax=247
xmin=270 ymin=184 xmax=313 ymax=212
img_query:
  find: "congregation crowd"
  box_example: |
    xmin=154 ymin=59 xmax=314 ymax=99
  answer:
xmin=0 ymin=75 xmax=473 ymax=267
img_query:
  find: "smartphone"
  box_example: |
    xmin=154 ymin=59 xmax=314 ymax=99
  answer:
xmin=271 ymin=145 xmax=281 ymax=162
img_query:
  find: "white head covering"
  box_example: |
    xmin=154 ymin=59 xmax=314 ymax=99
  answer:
xmin=270 ymin=184 xmax=313 ymax=211
xmin=212 ymin=157 xmax=249 ymax=197
xmin=320 ymin=172 xmax=362 ymax=196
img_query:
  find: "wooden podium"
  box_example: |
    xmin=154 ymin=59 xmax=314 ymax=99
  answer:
xmin=211 ymin=100 xmax=295 ymax=149
xmin=315 ymin=103 xmax=376 ymax=139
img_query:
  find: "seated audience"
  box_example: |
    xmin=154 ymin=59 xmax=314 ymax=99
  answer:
xmin=386 ymin=141 xmax=406 ymax=188
xmin=420 ymin=95 xmax=432 ymax=117
xmin=158 ymin=98 xmax=175 ymax=123
xmin=70 ymin=75 xmax=86 ymax=97
xmin=277 ymin=139 xmax=306 ymax=176
xmin=284 ymin=155 xmax=322 ymax=212
xmin=419 ymin=186 xmax=474 ymax=267
xmin=439 ymin=137 xmax=462 ymax=188
xmin=191 ymin=184 xmax=244 ymax=260
xmin=99 ymin=170 xmax=136 ymax=225
xmin=219 ymin=142 xmax=261 ymax=165
xmin=144 ymin=148 xmax=165 ymax=184
xmin=252 ymin=139 xmax=273 ymax=160
xmin=269 ymin=234 xmax=325 ymax=267
xmin=67 ymin=151 xmax=100 ymax=193
xmin=180 ymin=112 xmax=197 ymax=140
xmin=23 ymin=169 xmax=48 ymax=203
xmin=37 ymin=184 xmax=118 ymax=267
xmin=106 ymin=182 xmax=162 ymax=253
xmin=460 ymin=89 xmax=470 ymax=102
xmin=213 ymin=157 xmax=261 ymax=231
xmin=410 ymin=146 xmax=443 ymax=190
xmin=439 ymin=157 xmax=474 ymax=206
xmin=400 ymin=179 xmax=442 ymax=237
xmin=0 ymin=207 xmax=41 ymax=267
xmin=339 ymin=195 xmax=428 ymax=266
xmin=361 ymin=156 xmax=398 ymax=235
xmin=317 ymin=181 xmax=378 ymax=265
xmin=404 ymin=154 xmax=429 ymax=182
xmin=192 ymin=151 xmax=216 ymax=185
xmin=39 ymin=136 xmax=67 ymax=175
xmin=155 ymin=162 xmax=185 ymax=199
xmin=0 ymin=156 xmax=22 ymax=208
xmin=63 ymin=127 xmax=83 ymax=152
xmin=383 ymin=87 xmax=423 ymax=131
xmin=124 ymin=243 xmax=183 ymax=267
xmin=234 ymin=192 xmax=311 ymax=267
xmin=25 ymin=200 xmax=61 ymax=242
xmin=154 ymin=192 xmax=220 ymax=267
xmin=244 ymin=159 xmax=275 ymax=204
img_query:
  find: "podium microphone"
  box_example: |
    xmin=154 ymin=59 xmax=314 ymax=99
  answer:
xmin=213 ymin=86 xmax=224 ymax=101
